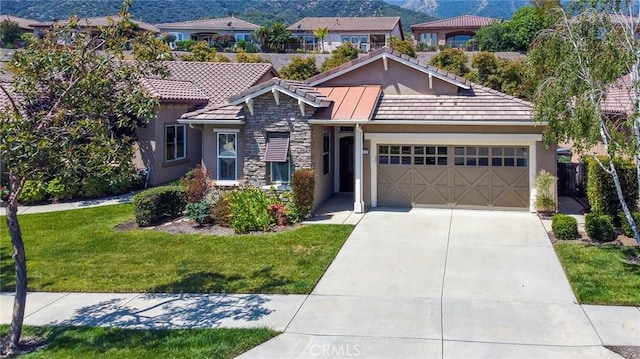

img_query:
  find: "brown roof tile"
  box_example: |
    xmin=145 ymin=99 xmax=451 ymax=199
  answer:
xmin=288 ymin=17 xmax=401 ymax=32
xmin=602 ymin=72 xmax=634 ymax=115
xmin=156 ymin=17 xmax=259 ymax=31
xmin=411 ymin=15 xmax=497 ymax=30
xmin=229 ymin=77 xmax=332 ymax=107
xmin=0 ymin=15 xmax=40 ymax=29
xmin=140 ymin=78 xmax=208 ymax=102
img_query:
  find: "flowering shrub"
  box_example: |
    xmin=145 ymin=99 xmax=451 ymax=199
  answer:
xmin=0 ymin=185 xmax=9 ymax=201
xmin=269 ymin=203 xmax=288 ymax=226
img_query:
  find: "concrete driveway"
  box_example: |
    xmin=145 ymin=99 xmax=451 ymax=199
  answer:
xmin=239 ymin=209 xmax=621 ymax=358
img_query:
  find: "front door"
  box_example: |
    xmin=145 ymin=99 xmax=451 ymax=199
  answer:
xmin=339 ymin=136 xmax=354 ymax=192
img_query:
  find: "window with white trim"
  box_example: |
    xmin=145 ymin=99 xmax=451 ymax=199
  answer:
xmin=217 ymin=132 xmax=237 ymax=181
xmin=271 ymin=158 xmax=291 ymax=183
xmin=165 ymin=124 xmax=186 ymax=161
xmin=323 ymin=131 xmax=331 ymax=175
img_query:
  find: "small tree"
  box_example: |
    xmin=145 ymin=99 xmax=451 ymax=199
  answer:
xmin=320 ymin=42 xmax=359 ymax=72
xmin=181 ymin=41 xmax=230 ymax=62
xmin=0 ymin=1 xmax=166 ymax=354
xmin=429 ymin=48 xmax=470 ymax=76
xmin=254 ymin=21 xmax=296 ymax=53
xmin=279 ymin=55 xmax=318 ymax=80
xmin=0 ymin=19 xmax=21 ymax=47
xmin=535 ymin=169 xmax=557 ymax=215
xmin=312 ymin=26 xmax=328 ymax=52
xmin=235 ymin=49 xmax=270 ymax=63
xmin=388 ymin=35 xmax=416 ymax=57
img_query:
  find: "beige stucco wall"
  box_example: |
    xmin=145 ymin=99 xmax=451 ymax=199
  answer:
xmin=201 ymin=124 xmax=245 ymax=182
xmin=312 ymin=125 xmax=335 ymax=208
xmin=134 ymin=103 xmax=202 ymax=186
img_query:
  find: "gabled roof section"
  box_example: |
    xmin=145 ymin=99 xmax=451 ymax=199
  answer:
xmin=140 ymin=78 xmax=208 ymax=103
xmin=411 ymin=14 xmax=497 ymax=30
xmin=305 ymin=46 xmax=470 ymax=90
xmin=0 ymin=15 xmax=39 ymax=30
xmin=31 ymin=16 xmax=159 ymax=33
xmin=156 ymin=17 xmax=259 ymax=31
xmin=229 ymin=78 xmax=332 ymax=108
xmin=287 ymin=17 xmax=401 ymax=32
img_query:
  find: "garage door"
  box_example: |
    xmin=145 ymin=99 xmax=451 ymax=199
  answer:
xmin=377 ymin=145 xmax=529 ymax=209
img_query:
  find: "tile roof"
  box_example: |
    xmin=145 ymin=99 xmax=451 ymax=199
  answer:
xmin=229 ymin=77 xmax=333 ymax=107
xmin=156 ymin=17 xmax=259 ymax=31
xmin=602 ymin=72 xmax=634 ymax=115
xmin=182 ymin=104 xmax=244 ymax=121
xmin=287 ymin=17 xmax=401 ymax=32
xmin=163 ymin=61 xmax=276 ymax=106
xmin=0 ymin=15 xmax=39 ymax=30
xmin=372 ymin=85 xmax=533 ymax=122
xmin=411 ymin=15 xmax=497 ymax=30
xmin=140 ymin=78 xmax=208 ymax=102
xmin=31 ymin=16 xmax=159 ymax=33
xmin=315 ymin=86 xmax=382 ymax=120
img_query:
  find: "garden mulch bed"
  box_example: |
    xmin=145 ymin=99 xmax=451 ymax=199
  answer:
xmin=115 ymin=217 xmax=301 ymax=236
xmin=608 ymin=346 xmax=640 ymax=359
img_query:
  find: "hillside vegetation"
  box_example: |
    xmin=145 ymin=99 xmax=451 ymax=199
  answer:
xmin=1 ymin=0 xmax=435 ymax=27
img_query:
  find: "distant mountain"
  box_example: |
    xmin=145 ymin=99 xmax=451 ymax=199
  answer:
xmin=395 ymin=0 xmax=531 ymax=20
xmin=0 ymin=0 xmax=436 ymax=28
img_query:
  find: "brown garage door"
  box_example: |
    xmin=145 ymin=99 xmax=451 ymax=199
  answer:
xmin=377 ymin=145 xmax=529 ymax=209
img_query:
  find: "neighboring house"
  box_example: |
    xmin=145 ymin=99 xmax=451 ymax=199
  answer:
xmin=155 ymin=17 xmax=259 ymax=48
xmin=135 ymin=61 xmax=277 ymax=186
xmin=30 ymin=16 xmax=159 ymax=37
xmin=0 ymin=15 xmax=40 ymax=44
xmin=179 ymin=47 xmax=555 ymax=213
xmin=411 ymin=14 xmax=497 ymax=51
xmin=287 ymin=17 xmax=403 ymax=53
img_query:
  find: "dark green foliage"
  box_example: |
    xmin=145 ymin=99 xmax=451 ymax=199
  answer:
xmin=81 ymin=177 xmax=110 ymax=198
xmin=211 ymin=192 xmax=233 ymax=227
xmin=619 ymin=211 xmax=640 ymax=237
xmin=211 ymin=34 xmax=235 ymax=51
xmin=229 ymin=187 xmax=273 ymax=233
xmin=279 ymin=55 xmax=318 ymax=81
xmin=254 ymin=21 xmax=296 ymax=53
xmin=46 ymin=177 xmax=79 ymax=200
xmin=0 ymin=20 xmax=21 ymax=47
xmin=585 ymin=157 xmax=637 ymax=217
xmin=291 ymin=168 xmax=314 ymax=220
xmin=186 ymin=199 xmax=213 ymax=226
xmin=429 ymin=48 xmax=470 ymax=76
xmin=585 ymin=213 xmax=616 ymax=242
xmin=551 ymin=214 xmax=579 ymax=240
xmin=388 ymin=35 xmax=416 ymax=57
xmin=320 ymin=42 xmax=359 ymax=72
xmin=17 ymin=180 xmax=47 ymax=204
xmin=133 ymin=186 xmax=186 ymax=226
xmin=174 ymin=39 xmax=196 ymax=51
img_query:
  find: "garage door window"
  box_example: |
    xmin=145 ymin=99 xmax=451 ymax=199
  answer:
xmin=379 ymin=145 xmax=447 ymax=165
xmin=454 ymin=146 xmax=528 ymax=167
xmin=491 ymin=147 xmax=528 ymax=167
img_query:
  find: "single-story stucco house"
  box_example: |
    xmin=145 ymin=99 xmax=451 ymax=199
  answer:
xmin=411 ymin=14 xmax=498 ymax=51
xmin=177 ymin=47 xmax=555 ymax=213
xmin=155 ymin=17 xmax=260 ymax=49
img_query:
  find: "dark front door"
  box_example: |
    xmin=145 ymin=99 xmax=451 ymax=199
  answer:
xmin=339 ymin=136 xmax=354 ymax=192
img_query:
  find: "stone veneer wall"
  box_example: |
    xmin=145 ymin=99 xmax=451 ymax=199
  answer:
xmin=242 ymin=93 xmax=317 ymax=186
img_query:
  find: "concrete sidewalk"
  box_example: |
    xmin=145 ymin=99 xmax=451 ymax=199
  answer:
xmin=0 ymin=192 xmax=136 ymax=216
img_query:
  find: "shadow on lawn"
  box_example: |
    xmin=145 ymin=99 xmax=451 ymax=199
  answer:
xmin=55 ymin=292 xmax=274 ymax=329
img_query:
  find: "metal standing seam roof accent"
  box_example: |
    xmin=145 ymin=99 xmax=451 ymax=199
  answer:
xmin=156 ymin=17 xmax=259 ymax=31
xmin=315 ymin=86 xmax=382 ymax=120
xmin=264 ymin=132 xmax=290 ymax=162
xmin=287 ymin=17 xmax=401 ymax=32
xmin=411 ymin=14 xmax=497 ymax=30
xmin=30 ymin=16 xmax=159 ymax=33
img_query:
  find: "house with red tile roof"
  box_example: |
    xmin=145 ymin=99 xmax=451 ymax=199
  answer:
xmin=287 ymin=17 xmax=403 ymax=53
xmin=156 ymin=17 xmax=259 ymax=49
xmin=178 ymin=47 xmax=555 ymax=212
xmin=411 ymin=15 xmax=498 ymax=51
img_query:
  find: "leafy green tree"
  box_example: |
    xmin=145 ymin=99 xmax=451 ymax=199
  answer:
xmin=254 ymin=21 xmax=296 ymax=53
xmin=388 ymin=35 xmax=416 ymax=57
xmin=320 ymin=42 xmax=359 ymax=72
xmin=469 ymin=52 xmax=501 ymax=88
xmin=279 ymin=55 xmax=319 ymax=80
xmin=235 ymin=49 xmax=270 ymax=63
xmin=180 ymin=41 xmax=230 ymax=62
xmin=477 ymin=21 xmax=508 ymax=52
xmin=0 ymin=1 xmax=166 ymax=354
xmin=529 ymin=6 xmax=640 ymax=246
xmin=429 ymin=48 xmax=470 ymax=76
xmin=312 ymin=27 xmax=328 ymax=52
xmin=0 ymin=20 xmax=21 ymax=47
xmin=132 ymin=35 xmax=173 ymax=61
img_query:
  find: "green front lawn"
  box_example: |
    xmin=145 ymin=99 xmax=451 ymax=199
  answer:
xmin=0 ymin=325 xmax=277 ymax=359
xmin=555 ymin=243 xmax=640 ymax=305
xmin=0 ymin=204 xmax=353 ymax=293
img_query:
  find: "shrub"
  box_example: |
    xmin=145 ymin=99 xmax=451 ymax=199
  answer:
xmin=133 ymin=186 xmax=186 ymax=227
xmin=429 ymin=48 xmax=470 ymax=76
xmin=619 ymin=211 xmax=640 ymax=237
xmin=211 ymin=192 xmax=233 ymax=227
xmin=186 ymin=199 xmax=213 ymax=226
xmin=551 ymin=214 xmax=579 ymax=240
xmin=46 ymin=177 xmax=79 ymax=200
xmin=535 ymin=169 xmax=557 ymax=215
xmin=286 ymin=201 xmax=302 ymax=224
xmin=291 ymin=168 xmax=314 ymax=220
xmin=18 ymin=180 xmax=47 ymax=204
xmin=175 ymin=39 xmax=196 ymax=51
xmin=269 ymin=203 xmax=288 ymax=226
xmin=81 ymin=176 xmax=110 ymax=198
xmin=229 ymin=187 xmax=273 ymax=233
xmin=585 ymin=157 xmax=637 ymax=217
xmin=182 ymin=165 xmax=210 ymax=203
xmin=585 ymin=213 xmax=616 ymax=242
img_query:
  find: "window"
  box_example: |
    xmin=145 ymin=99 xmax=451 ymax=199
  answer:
xmin=235 ymin=33 xmax=251 ymax=42
xmin=165 ymin=124 xmax=186 ymax=161
xmin=323 ymin=131 xmax=331 ymax=175
xmin=271 ymin=158 xmax=291 ymax=183
xmin=378 ymin=145 xmax=447 ymax=166
xmin=454 ymin=146 xmax=527 ymax=167
xmin=419 ymin=33 xmax=437 ymax=46
xmin=217 ymin=132 xmax=237 ymax=181
xmin=265 ymin=133 xmax=292 ymax=183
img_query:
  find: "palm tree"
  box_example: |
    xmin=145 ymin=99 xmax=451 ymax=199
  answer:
xmin=312 ymin=27 xmax=328 ymax=52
